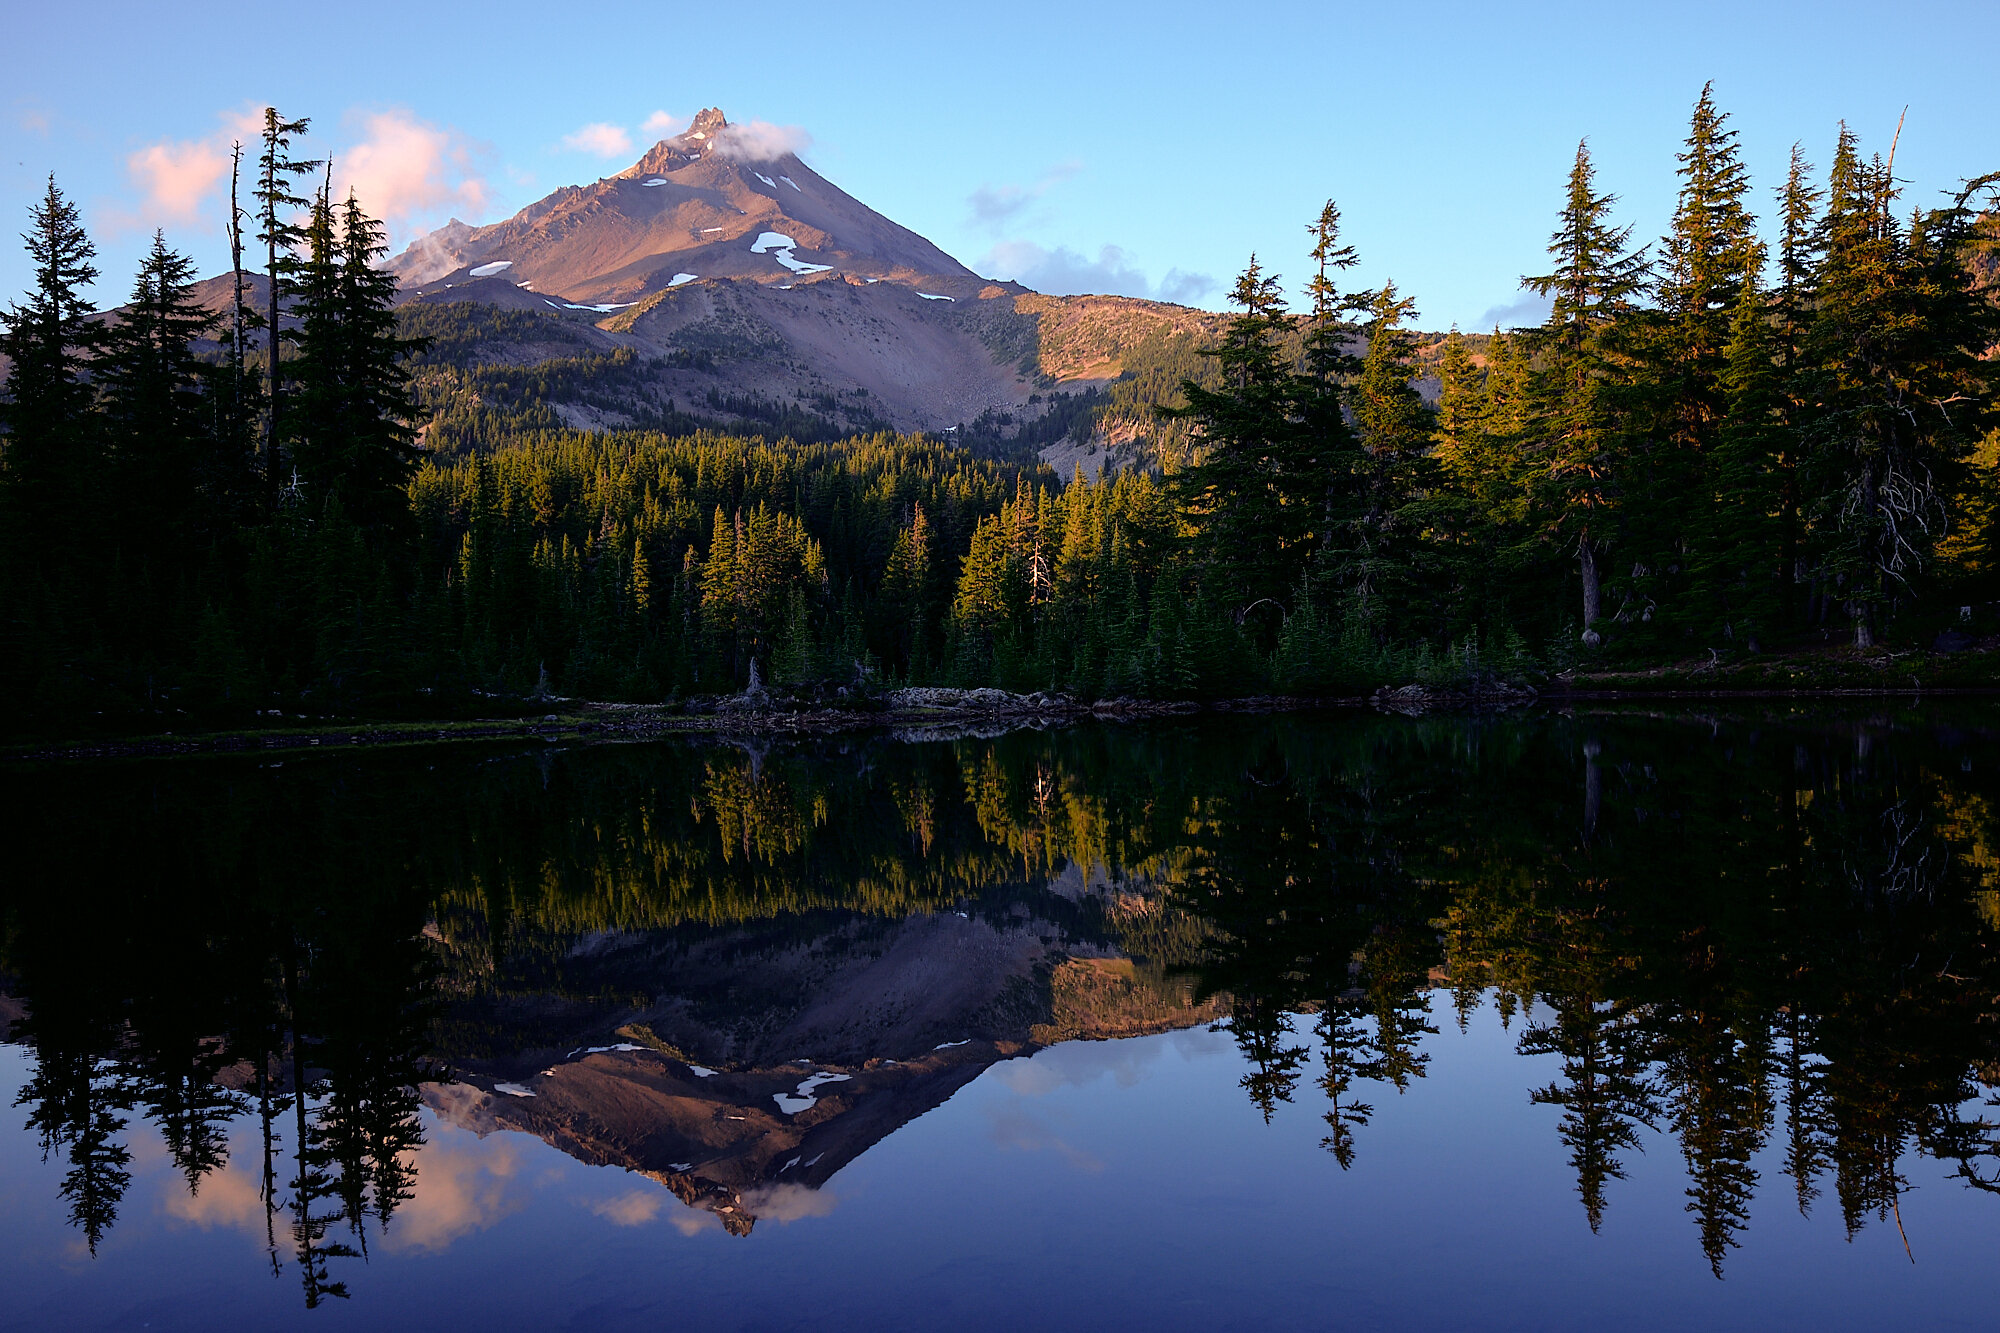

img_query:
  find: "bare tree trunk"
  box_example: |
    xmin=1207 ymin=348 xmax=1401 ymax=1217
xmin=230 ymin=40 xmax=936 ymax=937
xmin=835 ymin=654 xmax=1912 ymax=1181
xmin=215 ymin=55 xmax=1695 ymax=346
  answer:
xmin=264 ymin=144 xmax=280 ymax=485
xmin=1580 ymin=537 xmax=1602 ymax=647
xmin=228 ymin=143 xmax=246 ymax=418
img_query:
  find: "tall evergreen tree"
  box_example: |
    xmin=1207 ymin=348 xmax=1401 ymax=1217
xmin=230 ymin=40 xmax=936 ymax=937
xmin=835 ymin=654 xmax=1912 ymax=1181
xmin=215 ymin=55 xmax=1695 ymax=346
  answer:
xmin=1522 ymin=142 xmax=1650 ymax=645
xmin=288 ymin=189 xmax=423 ymax=538
xmin=1168 ymin=257 xmax=1304 ymax=617
xmin=1654 ymin=83 xmax=1765 ymax=448
xmin=1342 ymin=281 xmax=1435 ymax=631
xmin=1797 ymin=127 xmax=1998 ymax=646
xmin=1 ymin=176 xmax=104 ymax=555
xmin=99 ymin=232 xmax=223 ymax=565
xmin=254 ymin=109 xmax=320 ymax=483
xmin=1297 ymin=201 xmax=1369 ymax=558
xmin=1695 ymin=278 xmax=1788 ymax=649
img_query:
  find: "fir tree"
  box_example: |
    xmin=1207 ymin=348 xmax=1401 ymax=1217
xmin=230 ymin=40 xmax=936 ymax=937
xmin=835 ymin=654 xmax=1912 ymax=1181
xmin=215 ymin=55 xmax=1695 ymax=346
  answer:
xmin=1654 ymin=83 xmax=1765 ymax=450
xmin=288 ymin=189 xmax=423 ymax=538
xmin=1168 ymin=257 xmax=1304 ymax=618
xmin=98 ymin=233 xmax=225 ymax=590
xmin=1697 ymin=278 xmax=1788 ymax=649
xmin=1797 ymin=127 xmax=1999 ymax=645
xmin=254 ymin=109 xmax=320 ymax=482
xmin=1343 ymin=281 xmax=1435 ymax=632
xmin=1522 ymin=142 xmax=1650 ymax=646
xmin=1 ymin=176 xmax=104 ymax=555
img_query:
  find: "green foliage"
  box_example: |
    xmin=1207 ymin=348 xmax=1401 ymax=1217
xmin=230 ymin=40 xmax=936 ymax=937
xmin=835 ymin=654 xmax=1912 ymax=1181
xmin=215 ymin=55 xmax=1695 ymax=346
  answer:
xmin=5 ymin=89 xmax=1999 ymax=729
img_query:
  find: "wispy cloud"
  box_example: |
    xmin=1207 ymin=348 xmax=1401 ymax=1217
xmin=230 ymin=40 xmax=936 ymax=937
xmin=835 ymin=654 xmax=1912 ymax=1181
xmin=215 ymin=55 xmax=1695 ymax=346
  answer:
xmin=967 ymin=160 xmax=1080 ymax=230
xmin=1477 ymin=290 xmax=1552 ymax=330
xmin=562 ymin=122 xmax=633 ymax=157
xmin=979 ymin=239 xmax=1215 ymax=305
xmin=590 ymin=1190 xmax=665 ymax=1227
xmin=640 ymin=110 xmax=685 ymax=139
xmin=710 ymin=119 xmax=811 ymax=161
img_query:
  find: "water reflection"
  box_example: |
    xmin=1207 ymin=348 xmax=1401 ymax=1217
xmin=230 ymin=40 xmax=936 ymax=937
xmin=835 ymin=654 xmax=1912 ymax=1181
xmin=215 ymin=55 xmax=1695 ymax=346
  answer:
xmin=2 ymin=705 xmax=1997 ymax=1304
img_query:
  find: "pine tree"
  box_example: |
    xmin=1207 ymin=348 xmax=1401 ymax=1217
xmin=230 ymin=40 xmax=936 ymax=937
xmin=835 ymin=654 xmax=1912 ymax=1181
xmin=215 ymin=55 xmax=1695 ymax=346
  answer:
xmin=98 ymin=233 xmax=224 ymax=577
xmin=1168 ymin=257 xmax=1303 ymax=617
xmin=287 ymin=188 xmax=423 ymax=539
xmin=1343 ymin=281 xmax=1435 ymax=632
xmin=1522 ymin=142 xmax=1650 ymax=646
xmin=1 ymin=176 xmax=104 ymax=555
xmin=1697 ymin=278 xmax=1787 ymax=649
xmin=1654 ymin=83 xmax=1765 ymax=451
xmin=254 ymin=109 xmax=320 ymax=483
xmin=1797 ymin=129 xmax=1998 ymax=646
xmin=1637 ymin=85 xmax=1767 ymax=638
xmin=1297 ymin=201 xmax=1369 ymax=554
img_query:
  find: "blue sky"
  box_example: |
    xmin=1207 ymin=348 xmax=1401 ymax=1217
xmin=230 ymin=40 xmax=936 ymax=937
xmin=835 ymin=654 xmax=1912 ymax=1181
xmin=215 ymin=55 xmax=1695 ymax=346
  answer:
xmin=5 ymin=0 xmax=1996 ymax=329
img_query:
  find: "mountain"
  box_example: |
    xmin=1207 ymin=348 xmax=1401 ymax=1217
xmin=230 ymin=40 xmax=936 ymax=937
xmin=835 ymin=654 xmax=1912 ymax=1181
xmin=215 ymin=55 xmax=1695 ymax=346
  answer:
xmin=380 ymin=109 xmax=1226 ymax=458
xmin=391 ymin=107 xmax=978 ymax=299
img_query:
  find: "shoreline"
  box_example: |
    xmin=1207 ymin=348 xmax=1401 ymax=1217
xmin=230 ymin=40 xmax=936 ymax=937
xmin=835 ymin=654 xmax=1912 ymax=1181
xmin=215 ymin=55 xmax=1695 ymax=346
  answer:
xmin=6 ymin=683 xmax=1996 ymax=764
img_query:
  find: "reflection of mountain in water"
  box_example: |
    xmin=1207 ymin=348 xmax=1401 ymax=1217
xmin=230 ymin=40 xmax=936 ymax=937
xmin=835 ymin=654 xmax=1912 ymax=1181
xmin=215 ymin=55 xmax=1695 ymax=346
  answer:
xmin=430 ymin=873 xmax=1223 ymax=1234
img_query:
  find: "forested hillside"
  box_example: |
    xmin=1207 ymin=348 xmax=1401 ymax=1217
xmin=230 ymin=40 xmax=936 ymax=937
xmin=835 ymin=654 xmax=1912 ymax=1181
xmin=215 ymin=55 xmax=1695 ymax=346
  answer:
xmin=2 ymin=88 xmax=1997 ymax=734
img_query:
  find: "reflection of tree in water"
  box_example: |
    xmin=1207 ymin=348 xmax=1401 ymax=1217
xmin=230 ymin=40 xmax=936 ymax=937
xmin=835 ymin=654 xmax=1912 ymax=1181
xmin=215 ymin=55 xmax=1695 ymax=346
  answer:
xmin=4 ymin=711 xmax=1999 ymax=1286
xmin=2 ymin=761 xmax=441 ymax=1304
xmin=1160 ymin=714 xmax=2000 ymax=1275
xmin=1512 ymin=910 xmax=1662 ymax=1234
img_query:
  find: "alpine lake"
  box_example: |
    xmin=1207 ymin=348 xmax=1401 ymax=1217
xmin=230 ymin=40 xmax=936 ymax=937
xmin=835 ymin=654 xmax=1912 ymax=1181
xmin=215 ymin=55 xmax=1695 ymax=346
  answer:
xmin=4 ymin=702 xmax=1999 ymax=1331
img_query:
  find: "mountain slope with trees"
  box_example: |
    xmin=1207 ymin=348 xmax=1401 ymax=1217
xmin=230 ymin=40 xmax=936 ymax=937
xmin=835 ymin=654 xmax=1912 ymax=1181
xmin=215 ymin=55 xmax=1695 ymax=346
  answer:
xmin=2 ymin=88 xmax=1998 ymax=734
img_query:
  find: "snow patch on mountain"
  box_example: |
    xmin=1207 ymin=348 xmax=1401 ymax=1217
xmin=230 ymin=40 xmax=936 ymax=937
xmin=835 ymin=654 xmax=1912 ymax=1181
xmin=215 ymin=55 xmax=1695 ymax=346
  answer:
xmin=752 ymin=231 xmax=832 ymax=275
xmin=773 ymin=1071 xmax=851 ymax=1115
xmin=469 ymin=261 xmax=512 ymax=277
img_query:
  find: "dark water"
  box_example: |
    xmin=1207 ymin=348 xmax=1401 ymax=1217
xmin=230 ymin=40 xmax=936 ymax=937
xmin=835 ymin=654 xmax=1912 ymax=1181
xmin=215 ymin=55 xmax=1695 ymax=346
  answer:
xmin=3 ymin=705 xmax=1999 ymax=1331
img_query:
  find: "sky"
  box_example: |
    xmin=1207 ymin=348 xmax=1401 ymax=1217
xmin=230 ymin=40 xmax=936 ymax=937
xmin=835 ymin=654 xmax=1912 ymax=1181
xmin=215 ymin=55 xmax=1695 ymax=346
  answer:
xmin=4 ymin=0 xmax=1997 ymax=330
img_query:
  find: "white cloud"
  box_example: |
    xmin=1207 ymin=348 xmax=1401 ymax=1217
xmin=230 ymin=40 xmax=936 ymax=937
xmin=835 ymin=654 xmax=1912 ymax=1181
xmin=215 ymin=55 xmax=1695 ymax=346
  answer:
xmin=640 ymin=110 xmax=686 ymax=139
xmin=710 ymin=119 xmax=811 ymax=161
xmin=336 ymin=109 xmax=490 ymax=241
xmin=1158 ymin=269 xmax=1217 ymax=304
xmin=116 ymin=105 xmax=490 ymax=244
xmin=563 ymin=122 xmax=633 ymax=157
xmin=737 ymin=1183 xmax=837 ymax=1223
xmin=978 ymin=239 xmax=1216 ymax=305
xmin=967 ymin=160 xmax=1080 ymax=230
xmin=1477 ymin=290 xmax=1553 ymax=330
xmin=590 ymin=1189 xmax=665 ymax=1227
xmin=125 ymin=137 xmax=230 ymax=226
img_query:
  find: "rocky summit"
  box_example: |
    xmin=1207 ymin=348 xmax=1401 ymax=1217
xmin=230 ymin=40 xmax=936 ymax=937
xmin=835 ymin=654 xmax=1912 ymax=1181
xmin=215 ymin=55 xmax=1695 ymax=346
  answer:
xmin=367 ymin=108 xmax=1224 ymax=449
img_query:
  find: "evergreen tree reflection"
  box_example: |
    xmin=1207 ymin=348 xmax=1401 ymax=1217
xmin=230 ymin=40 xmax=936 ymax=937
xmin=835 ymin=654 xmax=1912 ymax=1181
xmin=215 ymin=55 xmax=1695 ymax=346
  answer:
xmin=1 ymin=710 xmax=1996 ymax=1287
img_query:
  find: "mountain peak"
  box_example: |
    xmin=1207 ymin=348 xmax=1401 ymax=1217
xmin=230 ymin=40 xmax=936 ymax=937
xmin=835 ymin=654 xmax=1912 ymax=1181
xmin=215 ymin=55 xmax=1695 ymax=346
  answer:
xmin=687 ymin=107 xmax=727 ymax=138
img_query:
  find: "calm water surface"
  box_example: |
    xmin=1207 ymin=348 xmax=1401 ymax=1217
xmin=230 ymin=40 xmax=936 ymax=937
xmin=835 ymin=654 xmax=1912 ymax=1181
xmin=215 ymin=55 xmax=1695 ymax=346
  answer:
xmin=3 ymin=706 xmax=1998 ymax=1330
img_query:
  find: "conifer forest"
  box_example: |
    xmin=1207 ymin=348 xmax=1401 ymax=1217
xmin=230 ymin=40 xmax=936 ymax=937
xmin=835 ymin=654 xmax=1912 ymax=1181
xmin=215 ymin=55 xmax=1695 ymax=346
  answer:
xmin=4 ymin=88 xmax=1997 ymax=733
